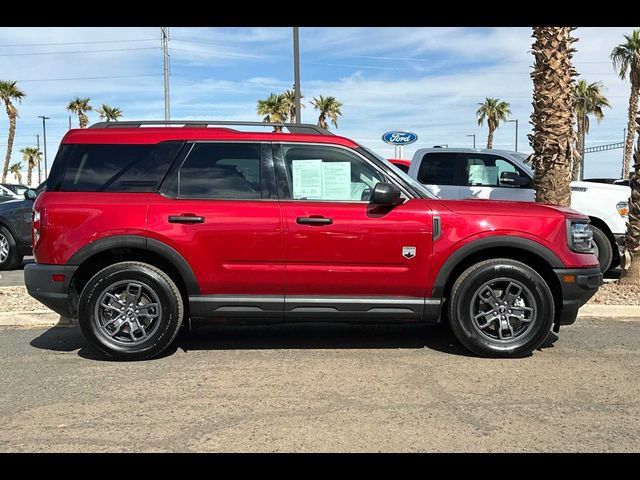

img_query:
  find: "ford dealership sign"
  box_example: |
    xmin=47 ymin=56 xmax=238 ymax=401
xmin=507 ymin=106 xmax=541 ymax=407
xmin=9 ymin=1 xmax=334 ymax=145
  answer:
xmin=382 ymin=131 xmax=418 ymax=145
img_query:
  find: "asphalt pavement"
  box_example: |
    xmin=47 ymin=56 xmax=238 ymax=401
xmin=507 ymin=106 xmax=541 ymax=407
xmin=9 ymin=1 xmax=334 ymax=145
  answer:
xmin=0 ymin=318 xmax=638 ymax=452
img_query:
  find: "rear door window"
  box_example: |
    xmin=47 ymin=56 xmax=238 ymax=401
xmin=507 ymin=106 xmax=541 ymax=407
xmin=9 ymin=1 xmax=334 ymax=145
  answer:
xmin=176 ymin=143 xmax=262 ymax=200
xmin=417 ymin=152 xmax=462 ymax=185
xmin=462 ymin=153 xmax=528 ymax=187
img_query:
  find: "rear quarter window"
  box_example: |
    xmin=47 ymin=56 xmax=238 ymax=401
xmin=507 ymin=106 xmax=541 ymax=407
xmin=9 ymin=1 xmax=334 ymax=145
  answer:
xmin=47 ymin=141 xmax=184 ymax=192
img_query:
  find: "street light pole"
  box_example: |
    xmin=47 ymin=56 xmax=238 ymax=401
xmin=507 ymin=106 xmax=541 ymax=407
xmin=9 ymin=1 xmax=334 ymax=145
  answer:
xmin=506 ymin=119 xmax=518 ymax=152
xmin=293 ymin=27 xmax=301 ymax=124
xmin=35 ymin=134 xmax=41 ymax=184
xmin=466 ymin=134 xmax=476 ymax=148
xmin=38 ymin=116 xmax=49 ymax=180
xmin=161 ymin=27 xmax=171 ymax=121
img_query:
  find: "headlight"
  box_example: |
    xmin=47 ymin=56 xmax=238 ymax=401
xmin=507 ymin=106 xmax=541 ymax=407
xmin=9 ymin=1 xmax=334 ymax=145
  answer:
xmin=567 ymin=220 xmax=594 ymax=253
xmin=617 ymin=202 xmax=629 ymax=218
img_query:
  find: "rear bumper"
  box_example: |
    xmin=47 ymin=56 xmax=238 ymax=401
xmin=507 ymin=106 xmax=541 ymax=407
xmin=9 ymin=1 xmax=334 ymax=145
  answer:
xmin=24 ymin=264 xmax=78 ymax=318
xmin=554 ymin=267 xmax=602 ymax=326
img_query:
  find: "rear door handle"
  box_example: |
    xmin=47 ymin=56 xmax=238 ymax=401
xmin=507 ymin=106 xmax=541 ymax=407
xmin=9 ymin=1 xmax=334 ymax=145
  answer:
xmin=168 ymin=215 xmax=205 ymax=224
xmin=296 ymin=216 xmax=333 ymax=225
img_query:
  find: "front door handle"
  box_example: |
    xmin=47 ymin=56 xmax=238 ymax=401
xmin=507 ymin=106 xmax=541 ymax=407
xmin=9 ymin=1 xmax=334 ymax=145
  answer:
xmin=168 ymin=214 xmax=205 ymax=224
xmin=296 ymin=216 xmax=333 ymax=225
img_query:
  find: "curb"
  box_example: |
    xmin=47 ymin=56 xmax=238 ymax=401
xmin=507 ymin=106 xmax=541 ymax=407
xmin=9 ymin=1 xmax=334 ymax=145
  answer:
xmin=0 ymin=305 xmax=638 ymax=328
xmin=577 ymin=304 xmax=640 ymax=319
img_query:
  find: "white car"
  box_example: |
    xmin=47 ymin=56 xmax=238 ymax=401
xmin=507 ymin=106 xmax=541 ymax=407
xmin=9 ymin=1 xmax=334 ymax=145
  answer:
xmin=399 ymin=148 xmax=629 ymax=273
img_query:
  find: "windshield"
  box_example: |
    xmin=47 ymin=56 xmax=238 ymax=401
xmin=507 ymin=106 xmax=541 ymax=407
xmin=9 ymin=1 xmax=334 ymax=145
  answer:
xmin=360 ymin=146 xmax=439 ymax=199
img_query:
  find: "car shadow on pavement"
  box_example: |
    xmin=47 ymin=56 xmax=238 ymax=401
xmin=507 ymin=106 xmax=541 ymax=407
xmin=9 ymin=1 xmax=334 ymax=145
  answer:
xmin=29 ymin=321 xmax=560 ymax=361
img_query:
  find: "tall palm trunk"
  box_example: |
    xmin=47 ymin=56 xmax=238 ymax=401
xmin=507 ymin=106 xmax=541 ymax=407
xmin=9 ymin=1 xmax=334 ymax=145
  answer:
xmin=317 ymin=115 xmax=327 ymax=129
xmin=622 ymin=81 xmax=638 ymax=179
xmin=529 ymin=27 xmax=577 ymax=207
xmin=620 ymin=115 xmax=640 ymax=284
xmin=2 ymin=105 xmax=16 ymax=183
xmin=572 ymin=116 xmax=584 ymax=181
xmin=79 ymin=112 xmax=89 ymax=128
xmin=27 ymin=163 xmax=33 ymax=186
xmin=486 ymin=127 xmax=495 ymax=149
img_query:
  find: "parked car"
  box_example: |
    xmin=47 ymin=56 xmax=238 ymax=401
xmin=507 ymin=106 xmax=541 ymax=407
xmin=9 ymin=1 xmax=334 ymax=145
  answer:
xmin=0 ymin=184 xmax=22 ymax=203
xmin=0 ymin=183 xmax=44 ymax=269
xmin=1 ymin=183 xmax=30 ymax=197
xmin=25 ymin=121 xmax=602 ymax=360
xmin=390 ymin=148 xmax=630 ymax=273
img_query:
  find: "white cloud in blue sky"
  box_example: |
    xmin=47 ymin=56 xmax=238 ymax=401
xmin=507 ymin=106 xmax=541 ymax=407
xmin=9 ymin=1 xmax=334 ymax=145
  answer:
xmin=0 ymin=26 xmax=638 ymax=182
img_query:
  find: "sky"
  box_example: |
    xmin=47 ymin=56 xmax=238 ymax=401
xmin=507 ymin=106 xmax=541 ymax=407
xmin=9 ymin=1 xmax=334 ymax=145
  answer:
xmin=0 ymin=26 xmax=638 ymax=185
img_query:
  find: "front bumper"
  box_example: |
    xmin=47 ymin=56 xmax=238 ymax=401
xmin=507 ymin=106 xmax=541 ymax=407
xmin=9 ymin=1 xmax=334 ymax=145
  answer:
xmin=24 ymin=264 xmax=79 ymax=318
xmin=553 ymin=267 xmax=602 ymax=327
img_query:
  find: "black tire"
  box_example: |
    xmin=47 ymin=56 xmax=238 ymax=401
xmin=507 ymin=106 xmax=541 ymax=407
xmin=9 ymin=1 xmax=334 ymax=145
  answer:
xmin=78 ymin=261 xmax=184 ymax=360
xmin=590 ymin=225 xmax=613 ymax=274
xmin=448 ymin=258 xmax=554 ymax=358
xmin=0 ymin=226 xmax=23 ymax=270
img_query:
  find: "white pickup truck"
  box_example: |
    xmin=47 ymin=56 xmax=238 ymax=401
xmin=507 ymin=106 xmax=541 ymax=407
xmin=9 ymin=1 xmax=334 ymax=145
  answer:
xmin=389 ymin=148 xmax=630 ymax=273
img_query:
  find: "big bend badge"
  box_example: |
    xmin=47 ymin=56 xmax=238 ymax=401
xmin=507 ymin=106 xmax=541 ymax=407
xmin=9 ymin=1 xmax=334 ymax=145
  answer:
xmin=402 ymin=246 xmax=416 ymax=259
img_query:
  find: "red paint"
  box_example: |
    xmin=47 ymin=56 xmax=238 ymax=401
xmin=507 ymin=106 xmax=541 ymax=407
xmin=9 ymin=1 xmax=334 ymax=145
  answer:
xmin=388 ymin=158 xmax=411 ymax=169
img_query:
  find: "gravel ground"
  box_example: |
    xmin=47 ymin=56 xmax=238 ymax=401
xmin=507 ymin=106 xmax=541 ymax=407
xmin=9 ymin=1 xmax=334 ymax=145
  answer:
xmin=590 ymin=281 xmax=640 ymax=305
xmin=0 ymin=287 xmax=48 ymax=312
xmin=1 ymin=281 xmax=639 ymax=314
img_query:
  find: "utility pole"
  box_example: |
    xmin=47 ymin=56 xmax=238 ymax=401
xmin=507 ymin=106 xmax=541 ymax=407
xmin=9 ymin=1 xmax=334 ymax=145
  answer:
xmin=35 ymin=134 xmax=41 ymax=184
xmin=161 ymin=27 xmax=171 ymax=121
xmin=506 ymin=119 xmax=518 ymax=152
xmin=68 ymin=116 xmax=72 ymax=129
xmin=38 ymin=116 xmax=49 ymax=180
xmin=466 ymin=134 xmax=476 ymax=149
xmin=293 ymin=27 xmax=301 ymax=124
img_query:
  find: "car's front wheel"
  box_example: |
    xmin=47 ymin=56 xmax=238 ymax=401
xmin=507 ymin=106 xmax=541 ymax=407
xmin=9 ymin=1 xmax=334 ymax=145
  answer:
xmin=78 ymin=261 xmax=184 ymax=360
xmin=0 ymin=226 xmax=23 ymax=271
xmin=448 ymin=258 xmax=554 ymax=358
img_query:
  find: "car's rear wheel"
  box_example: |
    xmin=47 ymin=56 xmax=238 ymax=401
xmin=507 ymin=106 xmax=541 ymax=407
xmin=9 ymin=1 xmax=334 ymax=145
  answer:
xmin=448 ymin=258 xmax=554 ymax=358
xmin=78 ymin=261 xmax=184 ymax=360
xmin=590 ymin=225 xmax=613 ymax=274
xmin=0 ymin=226 xmax=23 ymax=271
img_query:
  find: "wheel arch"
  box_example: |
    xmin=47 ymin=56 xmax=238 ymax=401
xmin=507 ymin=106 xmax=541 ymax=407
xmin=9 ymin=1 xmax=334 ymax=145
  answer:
xmin=587 ymin=216 xmax=619 ymax=268
xmin=67 ymin=235 xmax=200 ymax=301
xmin=433 ymin=236 xmax=564 ymax=322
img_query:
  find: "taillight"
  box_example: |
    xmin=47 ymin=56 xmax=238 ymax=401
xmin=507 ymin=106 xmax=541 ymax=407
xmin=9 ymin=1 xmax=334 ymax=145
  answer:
xmin=33 ymin=208 xmax=42 ymax=245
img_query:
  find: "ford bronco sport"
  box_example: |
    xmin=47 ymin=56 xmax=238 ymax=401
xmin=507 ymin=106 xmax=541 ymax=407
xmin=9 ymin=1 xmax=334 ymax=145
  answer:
xmin=25 ymin=121 xmax=602 ymax=360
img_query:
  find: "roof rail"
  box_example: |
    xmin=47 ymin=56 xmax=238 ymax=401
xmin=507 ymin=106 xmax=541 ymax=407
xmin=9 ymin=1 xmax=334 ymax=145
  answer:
xmin=88 ymin=120 xmax=334 ymax=135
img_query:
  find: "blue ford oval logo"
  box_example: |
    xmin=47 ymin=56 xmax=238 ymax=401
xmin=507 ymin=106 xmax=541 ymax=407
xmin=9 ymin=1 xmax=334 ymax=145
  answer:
xmin=382 ymin=131 xmax=418 ymax=145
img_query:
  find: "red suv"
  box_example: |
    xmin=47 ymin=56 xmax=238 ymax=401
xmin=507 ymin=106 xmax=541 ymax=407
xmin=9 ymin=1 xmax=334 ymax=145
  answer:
xmin=25 ymin=121 xmax=602 ymax=360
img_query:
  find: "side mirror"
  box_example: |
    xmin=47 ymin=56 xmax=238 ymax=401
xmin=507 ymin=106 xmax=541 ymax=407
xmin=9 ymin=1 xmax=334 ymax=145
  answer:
xmin=499 ymin=171 xmax=530 ymax=187
xmin=370 ymin=182 xmax=404 ymax=206
xmin=24 ymin=189 xmax=37 ymax=201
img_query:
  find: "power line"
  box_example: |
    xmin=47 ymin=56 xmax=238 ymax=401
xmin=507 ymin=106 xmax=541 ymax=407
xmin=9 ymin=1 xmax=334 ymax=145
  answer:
xmin=0 ymin=38 xmax=157 ymax=48
xmin=16 ymin=73 xmax=163 ymax=83
xmin=0 ymin=46 xmax=158 ymax=57
xmin=169 ymin=46 xmax=262 ymax=60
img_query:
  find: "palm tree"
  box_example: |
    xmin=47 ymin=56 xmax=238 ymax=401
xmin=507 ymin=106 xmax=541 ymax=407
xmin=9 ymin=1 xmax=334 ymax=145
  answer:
xmin=281 ymin=89 xmax=304 ymax=123
xmin=97 ymin=104 xmax=123 ymax=122
xmin=256 ymin=93 xmax=287 ymax=132
xmin=476 ymin=98 xmax=511 ymax=149
xmin=611 ymin=30 xmax=640 ymax=179
xmin=0 ymin=81 xmax=26 ymax=183
xmin=620 ymin=114 xmax=640 ymax=284
xmin=20 ymin=146 xmax=41 ymax=187
xmin=529 ymin=27 xmax=577 ymax=207
xmin=311 ymin=95 xmax=343 ymax=129
xmin=9 ymin=162 xmax=22 ymax=185
xmin=67 ymin=97 xmax=93 ymax=128
xmin=571 ymin=80 xmax=610 ymax=181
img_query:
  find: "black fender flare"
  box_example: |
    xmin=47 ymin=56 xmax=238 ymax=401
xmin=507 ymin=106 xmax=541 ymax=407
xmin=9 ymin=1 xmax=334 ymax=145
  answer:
xmin=67 ymin=235 xmax=200 ymax=295
xmin=431 ymin=235 xmax=564 ymax=298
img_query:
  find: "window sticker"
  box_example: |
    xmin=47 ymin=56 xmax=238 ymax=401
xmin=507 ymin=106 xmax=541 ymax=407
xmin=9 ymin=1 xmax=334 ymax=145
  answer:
xmin=322 ymin=162 xmax=351 ymax=200
xmin=292 ymin=159 xmax=323 ymax=199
